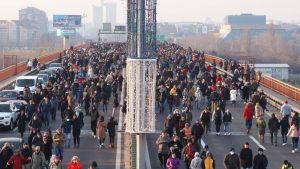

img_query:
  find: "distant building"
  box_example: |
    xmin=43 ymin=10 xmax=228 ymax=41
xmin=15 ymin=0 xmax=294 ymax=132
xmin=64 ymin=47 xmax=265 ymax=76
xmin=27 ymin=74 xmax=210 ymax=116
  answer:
xmin=255 ymin=64 xmax=289 ymax=80
xmin=0 ymin=20 xmax=18 ymax=48
xmin=93 ymin=5 xmax=104 ymax=29
xmin=220 ymin=14 xmax=292 ymax=41
xmin=93 ymin=1 xmax=117 ymax=29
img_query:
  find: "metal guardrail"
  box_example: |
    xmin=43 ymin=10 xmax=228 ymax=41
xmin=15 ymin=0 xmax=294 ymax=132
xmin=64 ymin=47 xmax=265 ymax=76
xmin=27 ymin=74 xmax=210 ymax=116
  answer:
xmin=211 ymin=61 xmax=300 ymax=114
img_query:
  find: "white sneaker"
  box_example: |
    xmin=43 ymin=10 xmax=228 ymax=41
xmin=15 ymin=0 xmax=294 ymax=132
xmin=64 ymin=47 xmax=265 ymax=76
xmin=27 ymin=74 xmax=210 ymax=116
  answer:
xmin=282 ymin=143 xmax=287 ymax=146
xmin=292 ymin=150 xmax=295 ymax=153
xmin=228 ymin=132 xmax=231 ymax=135
xmin=295 ymin=148 xmax=298 ymax=152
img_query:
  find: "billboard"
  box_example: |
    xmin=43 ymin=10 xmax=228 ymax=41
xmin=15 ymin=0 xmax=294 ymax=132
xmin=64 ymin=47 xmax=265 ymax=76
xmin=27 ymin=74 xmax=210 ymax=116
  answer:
xmin=53 ymin=15 xmax=82 ymax=28
xmin=57 ymin=28 xmax=76 ymax=36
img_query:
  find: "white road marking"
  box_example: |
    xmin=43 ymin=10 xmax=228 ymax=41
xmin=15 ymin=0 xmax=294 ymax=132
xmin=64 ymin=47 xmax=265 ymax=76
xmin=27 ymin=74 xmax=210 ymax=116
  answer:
xmin=115 ymin=69 xmax=125 ymax=169
xmin=249 ymin=135 xmax=266 ymax=150
xmin=201 ymin=138 xmax=206 ymax=148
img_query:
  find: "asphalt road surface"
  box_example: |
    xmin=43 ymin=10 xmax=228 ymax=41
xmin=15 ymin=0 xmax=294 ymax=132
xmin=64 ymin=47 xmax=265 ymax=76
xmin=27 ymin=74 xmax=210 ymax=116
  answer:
xmin=0 ymin=101 xmax=124 ymax=169
xmin=148 ymin=96 xmax=300 ymax=169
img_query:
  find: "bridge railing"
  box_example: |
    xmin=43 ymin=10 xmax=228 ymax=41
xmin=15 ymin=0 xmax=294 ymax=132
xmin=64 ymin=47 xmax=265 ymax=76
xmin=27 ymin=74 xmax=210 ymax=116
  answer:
xmin=0 ymin=44 xmax=87 ymax=82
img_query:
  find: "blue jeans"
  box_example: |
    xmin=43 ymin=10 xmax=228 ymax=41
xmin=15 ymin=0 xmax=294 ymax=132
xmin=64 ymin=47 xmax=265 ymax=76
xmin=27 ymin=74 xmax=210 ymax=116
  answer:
xmin=43 ymin=112 xmax=51 ymax=126
xmin=223 ymin=122 xmax=231 ymax=132
xmin=292 ymin=137 xmax=299 ymax=150
xmin=159 ymin=102 xmax=164 ymax=113
xmin=64 ymin=133 xmax=71 ymax=148
xmin=54 ymin=145 xmax=64 ymax=161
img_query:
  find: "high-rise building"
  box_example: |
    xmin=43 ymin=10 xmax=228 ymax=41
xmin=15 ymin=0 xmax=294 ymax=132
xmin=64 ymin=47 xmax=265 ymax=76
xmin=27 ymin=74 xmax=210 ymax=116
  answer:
xmin=105 ymin=3 xmax=117 ymax=27
xmin=93 ymin=5 xmax=104 ymax=29
xmin=93 ymin=1 xmax=117 ymax=29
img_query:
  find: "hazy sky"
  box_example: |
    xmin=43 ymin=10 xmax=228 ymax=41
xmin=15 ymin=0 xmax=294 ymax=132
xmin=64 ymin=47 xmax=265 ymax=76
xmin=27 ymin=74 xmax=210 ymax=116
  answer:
xmin=0 ymin=0 xmax=299 ymax=24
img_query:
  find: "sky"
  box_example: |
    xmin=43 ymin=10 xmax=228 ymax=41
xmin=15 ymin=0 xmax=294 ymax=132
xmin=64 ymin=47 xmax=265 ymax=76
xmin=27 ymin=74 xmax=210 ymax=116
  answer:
xmin=0 ymin=0 xmax=299 ymax=24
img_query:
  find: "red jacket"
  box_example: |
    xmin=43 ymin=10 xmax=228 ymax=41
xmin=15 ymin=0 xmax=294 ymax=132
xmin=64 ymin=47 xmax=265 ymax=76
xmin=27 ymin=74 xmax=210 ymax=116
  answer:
xmin=184 ymin=144 xmax=195 ymax=161
xmin=7 ymin=154 xmax=29 ymax=169
xmin=68 ymin=161 xmax=82 ymax=169
xmin=243 ymin=103 xmax=253 ymax=120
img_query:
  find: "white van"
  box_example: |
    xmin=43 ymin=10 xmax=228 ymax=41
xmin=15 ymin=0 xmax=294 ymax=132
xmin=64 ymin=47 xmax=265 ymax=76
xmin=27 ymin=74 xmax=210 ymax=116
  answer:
xmin=14 ymin=76 xmax=38 ymax=93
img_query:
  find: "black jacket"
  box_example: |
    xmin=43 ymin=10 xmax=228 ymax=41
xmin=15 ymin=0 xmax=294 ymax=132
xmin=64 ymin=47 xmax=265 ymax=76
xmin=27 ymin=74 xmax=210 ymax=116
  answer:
xmin=191 ymin=123 xmax=204 ymax=140
xmin=223 ymin=153 xmax=240 ymax=169
xmin=253 ymin=154 xmax=268 ymax=169
xmin=268 ymin=117 xmax=280 ymax=132
xmin=240 ymin=148 xmax=253 ymax=168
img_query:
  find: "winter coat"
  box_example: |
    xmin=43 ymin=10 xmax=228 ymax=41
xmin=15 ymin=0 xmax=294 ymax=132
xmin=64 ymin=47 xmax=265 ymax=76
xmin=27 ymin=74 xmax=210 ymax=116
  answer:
xmin=49 ymin=161 xmax=63 ymax=169
xmin=280 ymin=116 xmax=290 ymax=134
xmin=203 ymin=156 xmax=215 ymax=169
xmin=31 ymin=151 xmax=46 ymax=169
xmin=253 ymin=154 xmax=268 ymax=169
xmin=53 ymin=132 xmax=64 ymax=147
xmin=243 ymin=103 xmax=253 ymax=121
xmin=17 ymin=114 xmax=27 ymax=133
xmin=61 ymin=119 xmax=72 ymax=133
xmin=255 ymin=104 xmax=262 ymax=118
xmin=183 ymin=144 xmax=195 ymax=161
xmin=287 ymin=125 xmax=300 ymax=138
xmin=166 ymin=157 xmax=180 ymax=169
xmin=223 ymin=153 xmax=240 ymax=169
xmin=200 ymin=111 xmax=211 ymax=124
xmin=67 ymin=161 xmax=82 ymax=169
xmin=240 ymin=148 xmax=253 ymax=168
xmin=182 ymin=110 xmax=193 ymax=125
xmin=7 ymin=154 xmax=29 ymax=169
xmin=90 ymin=109 xmax=99 ymax=121
xmin=156 ymin=135 xmax=171 ymax=154
xmin=268 ymin=117 xmax=280 ymax=132
xmin=191 ymin=123 xmax=204 ymax=140
xmin=107 ymin=120 xmax=118 ymax=137
xmin=256 ymin=118 xmax=266 ymax=133
xmin=190 ymin=156 xmax=202 ymax=169
xmin=230 ymin=89 xmax=237 ymax=101
xmin=223 ymin=112 xmax=232 ymax=123
xmin=212 ymin=109 xmax=222 ymax=125
xmin=96 ymin=121 xmax=106 ymax=139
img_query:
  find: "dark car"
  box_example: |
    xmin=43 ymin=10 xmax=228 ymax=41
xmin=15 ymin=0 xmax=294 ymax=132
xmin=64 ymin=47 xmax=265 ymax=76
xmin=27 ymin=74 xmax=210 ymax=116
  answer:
xmin=0 ymin=90 xmax=19 ymax=102
xmin=0 ymin=137 xmax=23 ymax=151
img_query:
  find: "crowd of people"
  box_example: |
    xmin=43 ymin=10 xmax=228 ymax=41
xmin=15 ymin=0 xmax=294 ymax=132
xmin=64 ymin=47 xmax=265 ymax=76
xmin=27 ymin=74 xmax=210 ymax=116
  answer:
xmin=154 ymin=43 xmax=298 ymax=169
xmin=1 ymin=42 xmax=299 ymax=169
xmin=0 ymin=43 xmax=125 ymax=169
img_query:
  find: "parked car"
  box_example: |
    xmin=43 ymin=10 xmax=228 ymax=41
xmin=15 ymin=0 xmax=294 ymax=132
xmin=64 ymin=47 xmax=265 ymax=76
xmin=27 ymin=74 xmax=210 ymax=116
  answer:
xmin=0 ymin=90 xmax=20 ymax=102
xmin=37 ymin=74 xmax=49 ymax=83
xmin=0 ymin=100 xmax=27 ymax=130
xmin=48 ymin=63 xmax=62 ymax=70
xmin=0 ymin=137 xmax=23 ymax=151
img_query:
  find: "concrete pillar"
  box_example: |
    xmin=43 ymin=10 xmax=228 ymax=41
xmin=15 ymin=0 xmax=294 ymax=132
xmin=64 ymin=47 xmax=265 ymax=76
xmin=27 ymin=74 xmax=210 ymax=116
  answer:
xmin=63 ymin=36 xmax=70 ymax=50
xmin=136 ymin=134 xmax=145 ymax=169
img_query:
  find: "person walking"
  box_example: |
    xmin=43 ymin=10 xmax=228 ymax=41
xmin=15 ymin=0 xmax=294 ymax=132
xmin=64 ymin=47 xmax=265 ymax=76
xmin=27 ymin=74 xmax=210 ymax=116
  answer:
xmin=230 ymin=87 xmax=237 ymax=106
xmin=287 ymin=122 xmax=300 ymax=153
xmin=40 ymin=96 xmax=52 ymax=127
xmin=183 ymin=141 xmax=195 ymax=169
xmin=53 ymin=128 xmax=65 ymax=161
xmin=107 ymin=116 xmax=118 ymax=148
xmin=88 ymin=161 xmax=99 ymax=169
xmin=200 ymin=107 xmax=211 ymax=135
xmin=16 ymin=110 xmax=27 ymax=138
xmin=239 ymin=142 xmax=253 ymax=169
xmin=156 ymin=131 xmax=171 ymax=168
xmin=223 ymin=109 xmax=232 ymax=135
xmin=6 ymin=149 xmax=31 ymax=169
xmin=280 ymin=115 xmax=290 ymax=146
xmin=191 ymin=120 xmax=204 ymax=149
xmin=67 ymin=156 xmax=82 ymax=169
xmin=49 ymin=156 xmax=62 ymax=169
xmin=166 ymin=152 xmax=180 ymax=169
xmin=190 ymin=152 xmax=202 ymax=169
xmin=31 ymin=146 xmax=46 ymax=169
xmin=212 ymin=106 xmax=222 ymax=135
xmin=43 ymin=132 xmax=53 ymax=168
xmin=72 ymin=114 xmax=82 ymax=148
xmin=253 ymin=148 xmax=268 ymax=169
xmin=256 ymin=116 xmax=266 ymax=144
xmin=90 ymin=105 xmax=99 ymax=138
xmin=21 ymin=143 xmax=32 ymax=169
xmin=202 ymin=152 xmax=215 ymax=169
xmin=223 ymin=148 xmax=240 ymax=169
xmin=61 ymin=116 xmax=72 ymax=149
xmin=96 ymin=116 xmax=107 ymax=148
xmin=281 ymin=160 xmax=294 ymax=169
xmin=243 ymin=102 xmax=254 ymax=134
xmin=280 ymin=100 xmax=292 ymax=118
xmin=268 ymin=113 xmax=280 ymax=146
